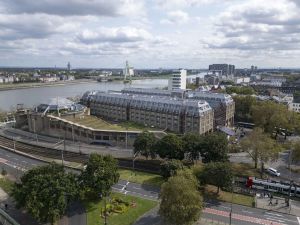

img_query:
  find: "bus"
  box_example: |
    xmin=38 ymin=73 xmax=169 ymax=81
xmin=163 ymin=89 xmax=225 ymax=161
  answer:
xmin=237 ymin=122 xmax=255 ymax=129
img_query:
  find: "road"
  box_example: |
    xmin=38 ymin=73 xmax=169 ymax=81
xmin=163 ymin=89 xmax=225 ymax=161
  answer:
xmin=133 ymin=200 xmax=300 ymax=225
xmin=1 ymin=148 xmax=300 ymax=225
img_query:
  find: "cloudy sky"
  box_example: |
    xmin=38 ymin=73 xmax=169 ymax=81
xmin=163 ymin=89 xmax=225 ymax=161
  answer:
xmin=0 ymin=0 xmax=300 ymax=69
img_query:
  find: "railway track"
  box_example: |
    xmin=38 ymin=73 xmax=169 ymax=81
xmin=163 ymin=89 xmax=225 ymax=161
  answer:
xmin=0 ymin=135 xmax=161 ymax=173
xmin=0 ymin=135 xmax=88 ymax=163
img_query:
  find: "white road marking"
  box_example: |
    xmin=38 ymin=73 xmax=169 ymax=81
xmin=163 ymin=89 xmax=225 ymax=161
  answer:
xmin=266 ymin=216 xmax=296 ymax=223
xmin=297 ymin=217 xmax=300 ymax=225
xmin=242 ymin=210 xmax=253 ymax=214
xmin=265 ymin=212 xmax=284 ymax=217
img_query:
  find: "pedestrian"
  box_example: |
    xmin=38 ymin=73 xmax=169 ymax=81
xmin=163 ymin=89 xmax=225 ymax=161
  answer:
xmin=268 ymin=200 xmax=272 ymax=206
xmin=4 ymin=203 xmax=8 ymax=210
xmin=275 ymin=199 xmax=278 ymax=205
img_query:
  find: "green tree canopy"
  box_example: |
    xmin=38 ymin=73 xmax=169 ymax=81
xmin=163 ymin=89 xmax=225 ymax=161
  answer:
xmin=12 ymin=163 xmax=79 ymax=225
xmin=133 ymin=131 xmax=157 ymax=159
xmin=233 ymin=95 xmax=257 ymax=122
xmin=160 ymin=159 xmax=184 ymax=179
xmin=291 ymin=141 xmax=300 ymax=163
xmin=156 ymin=134 xmax=184 ymax=160
xmin=199 ymin=132 xmax=229 ymax=163
xmin=182 ymin=133 xmax=203 ymax=162
xmin=80 ymin=153 xmax=119 ymax=197
xmin=199 ymin=162 xmax=233 ymax=193
xmin=226 ymin=86 xmax=256 ymax=95
xmin=240 ymin=128 xmax=281 ymax=176
xmin=159 ymin=170 xmax=203 ymax=225
xmin=251 ymin=101 xmax=296 ymax=135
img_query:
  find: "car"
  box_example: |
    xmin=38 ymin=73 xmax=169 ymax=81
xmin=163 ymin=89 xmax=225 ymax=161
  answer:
xmin=267 ymin=168 xmax=280 ymax=177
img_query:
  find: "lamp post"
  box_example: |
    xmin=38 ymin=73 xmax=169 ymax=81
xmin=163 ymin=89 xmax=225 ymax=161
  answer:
xmin=229 ymin=177 xmax=235 ymax=225
xmin=133 ymin=151 xmax=139 ymax=176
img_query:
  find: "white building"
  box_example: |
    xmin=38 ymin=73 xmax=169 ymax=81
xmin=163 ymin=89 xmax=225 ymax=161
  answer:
xmin=234 ymin=77 xmax=250 ymax=84
xmin=289 ymin=102 xmax=300 ymax=113
xmin=168 ymin=69 xmax=187 ymax=91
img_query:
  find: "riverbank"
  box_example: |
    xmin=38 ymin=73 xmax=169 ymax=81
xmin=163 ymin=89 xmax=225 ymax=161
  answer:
xmin=0 ymin=76 xmax=171 ymax=92
xmin=0 ymin=79 xmax=98 ymax=91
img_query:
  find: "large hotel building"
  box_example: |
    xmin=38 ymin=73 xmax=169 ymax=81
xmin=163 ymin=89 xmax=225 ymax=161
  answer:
xmin=82 ymin=88 xmax=235 ymax=134
xmin=81 ymin=91 xmax=214 ymax=135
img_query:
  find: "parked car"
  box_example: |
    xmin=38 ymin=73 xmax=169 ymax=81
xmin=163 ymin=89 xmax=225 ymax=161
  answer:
xmin=267 ymin=167 xmax=280 ymax=177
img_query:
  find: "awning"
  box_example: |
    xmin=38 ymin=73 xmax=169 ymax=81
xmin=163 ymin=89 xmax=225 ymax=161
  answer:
xmin=218 ymin=126 xmax=235 ymax=136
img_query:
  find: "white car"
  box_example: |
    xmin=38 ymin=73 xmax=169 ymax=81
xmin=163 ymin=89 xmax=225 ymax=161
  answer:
xmin=267 ymin=168 xmax=280 ymax=177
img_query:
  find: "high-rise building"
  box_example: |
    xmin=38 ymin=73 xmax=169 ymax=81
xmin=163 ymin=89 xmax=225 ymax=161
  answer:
xmin=168 ymin=69 xmax=187 ymax=90
xmin=208 ymin=64 xmax=235 ymax=77
xmin=67 ymin=62 xmax=71 ymax=71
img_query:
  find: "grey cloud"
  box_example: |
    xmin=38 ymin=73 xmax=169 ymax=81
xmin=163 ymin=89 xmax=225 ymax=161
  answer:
xmin=0 ymin=14 xmax=79 ymax=40
xmin=207 ymin=0 xmax=300 ymax=51
xmin=1 ymin=0 xmax=142 ymax=17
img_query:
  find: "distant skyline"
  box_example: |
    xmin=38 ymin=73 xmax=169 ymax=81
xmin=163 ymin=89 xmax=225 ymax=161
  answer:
xmin=0 ymin=0 xmax=300 ymax=68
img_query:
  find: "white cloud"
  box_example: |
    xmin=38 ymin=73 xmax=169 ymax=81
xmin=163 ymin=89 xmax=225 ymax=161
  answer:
xmin=77 ymin=27 xmax=153 ymax=44
xmin=160 ymin=10 xmax=189 ymax=25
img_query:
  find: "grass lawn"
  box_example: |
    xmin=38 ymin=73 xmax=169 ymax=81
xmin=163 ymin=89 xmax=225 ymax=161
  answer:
xmin=118 ymin=168 xmax=164 ymax=187
xmin=203 ymin=185 xmax=254 ymax=207
xmin=231 ymin=162 xmax=264 ymax=178
xmin=84 ymin=192 xmax=158 ymax=225
xmin=0 ymin=176 xmax=14 ymax=193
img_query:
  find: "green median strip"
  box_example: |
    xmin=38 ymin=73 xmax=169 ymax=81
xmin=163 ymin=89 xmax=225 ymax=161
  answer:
xmin=118 ymin=168 xmax=164 ymax=187
xmin=84 ymin=192 xmax=158 ymax=225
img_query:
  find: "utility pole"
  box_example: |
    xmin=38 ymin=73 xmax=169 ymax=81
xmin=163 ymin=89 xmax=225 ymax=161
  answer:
xmin=104 ymin=195 xmax=107 ymax=225
xmin=229 ymin=178 xmax=235 ymax=225
xmin=288 ymin=148 xmax=293 ymax=208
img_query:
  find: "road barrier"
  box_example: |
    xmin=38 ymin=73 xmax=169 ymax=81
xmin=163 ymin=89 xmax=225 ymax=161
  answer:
xmin=0 ymin=208 xmax=20 ymax=225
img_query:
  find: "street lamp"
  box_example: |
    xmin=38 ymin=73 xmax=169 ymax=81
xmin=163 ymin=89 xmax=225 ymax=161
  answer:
xmin=100 ymin=193 xmax=109 ymax=225
xmin=229 ymin=177 xmax=235 ymax=225
xmin=133 ymin=151 xmax=139 ymax=176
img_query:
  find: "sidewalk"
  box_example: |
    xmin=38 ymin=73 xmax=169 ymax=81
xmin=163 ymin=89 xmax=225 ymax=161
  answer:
xmin=256 ymin=193 xmax=300 ymax=216
xmin=0 ymin=187 xmax=40 ymax=225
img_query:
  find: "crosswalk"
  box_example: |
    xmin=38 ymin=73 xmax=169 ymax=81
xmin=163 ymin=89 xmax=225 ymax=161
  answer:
xmin=203 ymin=207 xmax=299 ymax=225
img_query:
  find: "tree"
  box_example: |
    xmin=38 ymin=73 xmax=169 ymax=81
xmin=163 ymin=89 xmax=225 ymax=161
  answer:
xmin=133 ymin=131 xmax=157 ymax=159
xmin=182 ymin=133 xmax=202 ymax=162
xmin=291 ymin=141 xmax=300 ymax=163
xmin=233 ymin=95 xmax=257 ymax=122
xmin=226 ymin=86 xmax=256 ymax=95
xmin=240 ymin=128 xmax=281 ymax=176
xmin=155 ymin=134 xmax=184 ymax=160
xmin=199 ymin=132 xmax=229 ymax=163
xmin=200 ymin=162 xmax=233 ymax=194
xmin=11 ymin=163 xmax=78 ymax=225
xmin=159 ymin=170 xmax=203 ymax=225
xmin=251 ymin=101 xmax=296 ymax=136
xmin=160 ymin=159 xmax=184 ymax=179
xmin=80 ymin=153 xmax=119 ymax=197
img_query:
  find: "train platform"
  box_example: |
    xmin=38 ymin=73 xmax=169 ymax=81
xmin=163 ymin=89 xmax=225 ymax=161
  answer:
xmin=0 ymin=127 xmax=133 ymax=158
xmin=256 ymin=193 xmax=300 ymax=216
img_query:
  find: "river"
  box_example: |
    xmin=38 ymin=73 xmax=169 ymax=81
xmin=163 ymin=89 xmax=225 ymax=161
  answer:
xmin=0 ymin=79 xmax=168 ymax=111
